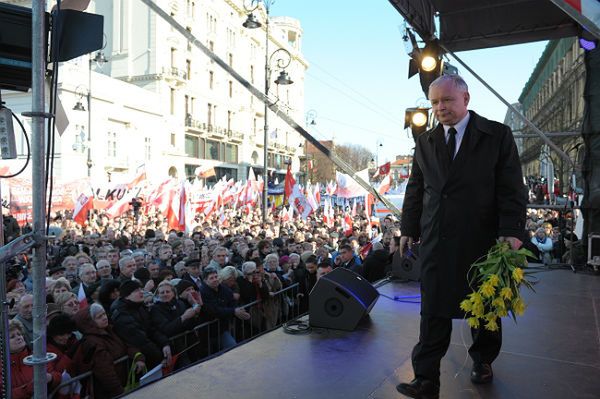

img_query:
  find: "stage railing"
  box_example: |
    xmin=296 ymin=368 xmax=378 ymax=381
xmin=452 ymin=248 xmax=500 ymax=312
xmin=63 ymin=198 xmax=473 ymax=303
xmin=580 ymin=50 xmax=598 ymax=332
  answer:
xmin=48 ymin=355 xmax=128 ymax=398
xmin=50 ymin=283 xmax=303 ymax=397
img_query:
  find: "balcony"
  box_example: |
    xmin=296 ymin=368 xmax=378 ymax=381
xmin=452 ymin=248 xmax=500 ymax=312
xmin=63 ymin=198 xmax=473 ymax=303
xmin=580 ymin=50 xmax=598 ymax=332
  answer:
xmin=162 ymin=66 xmax=188 ymax=85
xmin=185 ymin=116 xmax=206 ymax=133
xmin=226 ymin=130 xmax=244 ymax=143
xmin=209 ymin=125 xmax=226 ymax=139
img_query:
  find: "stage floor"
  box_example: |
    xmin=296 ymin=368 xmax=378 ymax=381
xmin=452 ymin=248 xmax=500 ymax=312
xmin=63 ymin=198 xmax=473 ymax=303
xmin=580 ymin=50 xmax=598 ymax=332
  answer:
xmin=127 ymin=268 xmax=600 ymax=399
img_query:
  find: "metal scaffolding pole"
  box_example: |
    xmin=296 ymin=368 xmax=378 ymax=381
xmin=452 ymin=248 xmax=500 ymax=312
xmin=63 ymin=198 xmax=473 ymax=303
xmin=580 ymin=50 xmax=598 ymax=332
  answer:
xmin=22 ymin=1 xmax=52 ymax=397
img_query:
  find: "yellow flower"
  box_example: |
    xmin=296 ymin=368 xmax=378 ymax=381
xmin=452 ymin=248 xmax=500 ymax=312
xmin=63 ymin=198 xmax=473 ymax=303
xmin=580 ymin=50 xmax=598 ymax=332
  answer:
xmin=472 ymin=302 xmax=485 ymax=318
xmin=500 ymin=287 xmax=513 ymax=300
xmin=485 ymin=318 xmax=499 ymax=331
xmin=512 ymin=267 xmax=524 ymax=284
xmin=467 ymin=317 xmax=480 ymax=328
xmin=480 ymin=282 xmax=495 ymax=298
xmin=497 ymin=308 xmax=508 ymax=317
xmin=469 ymin=292 xmax=483 ymax=305
xmin=488 ymin=274 xmax=500 ymax=287
xmin=460 ymin=299 xmax=472 ymax=312
xmin=512 ymin=297 xmax=526 ymax=316
xmin=484 ymin=312 xmax=496 ymax=323
xmin=492 ymin=297 xmax=505 ymax=310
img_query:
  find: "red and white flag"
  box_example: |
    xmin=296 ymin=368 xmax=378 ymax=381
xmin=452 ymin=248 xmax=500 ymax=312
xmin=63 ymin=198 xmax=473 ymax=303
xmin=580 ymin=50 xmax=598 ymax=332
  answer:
xmin=343 ymin=213 xmax=353 ymax=237
xmin=378 ymin=174 xmax=392 ymax=195
xmin=73 ymin=193 xmax=94 ymax=226
xmin=335 ymin=170 xmax=369 ymax=198
xmin=373 ymin=162 xmax=391 ymax=179
xmin=77 ymin=283 xmax=89 ymax=310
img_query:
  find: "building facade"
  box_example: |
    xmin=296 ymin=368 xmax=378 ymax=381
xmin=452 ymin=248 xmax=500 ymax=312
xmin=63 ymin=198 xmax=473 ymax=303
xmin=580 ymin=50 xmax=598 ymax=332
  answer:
xmin=2 ymin=0 xmax=307 ymax=185
xmin=517 ymin=37 xmax=585 ymax=193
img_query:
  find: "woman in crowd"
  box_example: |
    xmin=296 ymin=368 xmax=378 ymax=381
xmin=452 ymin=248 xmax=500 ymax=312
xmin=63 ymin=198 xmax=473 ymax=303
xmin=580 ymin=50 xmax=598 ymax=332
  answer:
xmin=237 ymin=261 xmax=269 ymax=335
xmin=73 ymin=303 xmax=146 ymax=398
xmin=50 ymin=278 xmax=72 ymax=301
xmin=219 ymin=266 xmax=240 ymax=302
xmin=258 ymin=256 xmax=282 ymax=330
xmin=531 ymin=227 xmax=554 ymax=264
xmin=98 ymin=279 xmax=121 ymax=316
xmin=150 ymin=280 xmax=202 ymax=369
xmin=9 ymin=319 xmax=61 ymax=398
xmin=54 ymin=292 xmax=80 ymax=317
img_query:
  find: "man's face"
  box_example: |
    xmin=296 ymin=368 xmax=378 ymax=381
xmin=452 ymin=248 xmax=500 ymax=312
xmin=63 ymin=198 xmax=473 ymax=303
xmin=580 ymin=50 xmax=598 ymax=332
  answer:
xmin=187 ymin=265 xmax=201 ymax=278
xmin=148 ymin=263 xmax=160 ymax=278
xmin=213 ymin=250 xmax=227 ymax=266
xmin=306 ymin=262 xmax=317 ymax=273
xmin=159 ymin=246 xmax=173 ymax=260
xmin=429 ymin=80 xmax=470 ymax=126
xmin=121 ymin=260 xmax=136 ymax=278
xmin=19 ymin=296 xmax=33 ymax=320
xmin=339 ymin=248 xmax=353 ymax=263
xmin=126 ymin=287 xmax=144 ymax=303
xmin=134 ymin=255 xmax=145 ymax=269
xmin=97 ymin=262 xmax=112 ymax=277
xmin=107 ymin=252 xmax=119 ymax=266
xmin=81 ymin=268 xmax=97 ymax=284
xmin=204 ymin=272 xmax=220 ymax=289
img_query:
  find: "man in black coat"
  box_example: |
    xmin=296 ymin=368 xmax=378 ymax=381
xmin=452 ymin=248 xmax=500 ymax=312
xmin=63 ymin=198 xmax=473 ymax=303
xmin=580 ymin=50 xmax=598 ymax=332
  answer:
xmin=111 ymin=280 xmax=171 ymax=368
xmin=397 ymin=75 xmax=527 ymax=399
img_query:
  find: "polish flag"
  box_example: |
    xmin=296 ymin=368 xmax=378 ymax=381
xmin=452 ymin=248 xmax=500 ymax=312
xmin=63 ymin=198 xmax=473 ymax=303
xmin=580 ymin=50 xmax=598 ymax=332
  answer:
xmin=343 ymin=213 xmax=353 ymax=237
xmin=373 ymin=162 xmax=391 ymax=179
xmin=378 ymin=174 xmax=392 ymax=195
xmin=73 ymin=193 xmax=94 ymax=226
xmin=77 ymin=283 xmax=88 ymax=310
xmin=335 ymin=170 xmax=369 ymax=198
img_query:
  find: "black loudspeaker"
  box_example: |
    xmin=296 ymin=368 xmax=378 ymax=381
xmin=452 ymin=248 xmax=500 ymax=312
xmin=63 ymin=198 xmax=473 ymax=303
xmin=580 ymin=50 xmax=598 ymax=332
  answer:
xmin=309 ymin=267 xmax=379 ymax=331
xmin=391 ymin=244 xmax=421 ymax=281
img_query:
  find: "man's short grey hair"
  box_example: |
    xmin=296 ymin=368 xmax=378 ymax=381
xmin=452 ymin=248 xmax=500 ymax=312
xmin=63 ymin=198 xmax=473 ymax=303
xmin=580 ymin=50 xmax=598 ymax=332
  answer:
xmin=265 ymin=253 xmax=279 ymax=264
xmin=219 ymin=265 xmax=238 ymax=281
xmin=430 ymin=74 xmax=468 ymax=92
xmin=119 ymin=256 xmax=135 ymax=269
xmin=212 ymin=246 xmax=228 ymax=257
xmin=79 ymin=263 xmax=96 ymax=277
xmin=242 ymin=261 xmax=257 ymax=275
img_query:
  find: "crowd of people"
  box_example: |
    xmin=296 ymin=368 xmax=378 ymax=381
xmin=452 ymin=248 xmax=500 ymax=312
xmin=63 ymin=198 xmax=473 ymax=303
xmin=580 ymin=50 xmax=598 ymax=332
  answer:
xmin=2 ymin=204 xmax=401 ymax=398
xmin=1 ymin=192 xmax=583 ymax=398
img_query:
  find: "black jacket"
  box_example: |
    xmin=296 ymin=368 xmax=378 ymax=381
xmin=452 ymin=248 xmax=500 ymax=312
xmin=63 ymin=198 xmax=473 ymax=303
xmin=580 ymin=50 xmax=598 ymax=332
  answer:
xmin=237 ymin=276 xmax=270 ymax=305
xmin=110 ymin=298 xmax=165 ymax=367
xmin=401 ymin=111 xmax=527 ymax=318
xmin=362 ymin=249 xmax=391 ymax=283
xmin=199 ymin=282 xmax=237 ymax=327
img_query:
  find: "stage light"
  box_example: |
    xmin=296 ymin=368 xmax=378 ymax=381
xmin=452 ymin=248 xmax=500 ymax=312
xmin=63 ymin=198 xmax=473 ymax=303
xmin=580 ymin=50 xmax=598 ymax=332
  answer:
xmin=420 ymin=55 xmax=437 ymax=72
xmin=404 ymin=107 xmax=430 ymax=139
xmin=411 ymin=111 xmax=427 ymax=127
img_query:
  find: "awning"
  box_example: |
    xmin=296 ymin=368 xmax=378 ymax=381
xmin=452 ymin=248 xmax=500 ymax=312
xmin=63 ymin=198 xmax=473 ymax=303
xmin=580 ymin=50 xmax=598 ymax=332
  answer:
xmin=388 ymin=0 xmax=580 ymax=52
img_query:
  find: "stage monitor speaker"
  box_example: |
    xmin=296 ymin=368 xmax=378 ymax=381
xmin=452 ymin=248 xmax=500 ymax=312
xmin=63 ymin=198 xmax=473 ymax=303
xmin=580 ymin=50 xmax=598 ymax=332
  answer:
xmin=391 ymin=244 xmax=421 ymax=281
xmin=309 ymin=267 xmax=379 ymax=331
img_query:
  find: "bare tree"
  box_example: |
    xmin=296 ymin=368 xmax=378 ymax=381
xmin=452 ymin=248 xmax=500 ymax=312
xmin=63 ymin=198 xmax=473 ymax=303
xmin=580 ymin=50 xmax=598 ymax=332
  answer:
xmin=334 ymin=143 xmax=375 ymax=172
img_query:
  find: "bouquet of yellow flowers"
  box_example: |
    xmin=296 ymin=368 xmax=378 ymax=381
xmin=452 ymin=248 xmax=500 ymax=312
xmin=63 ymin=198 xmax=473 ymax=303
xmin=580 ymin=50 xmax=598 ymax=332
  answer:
xmin=460 ymin=241 xmax=535 ymax=331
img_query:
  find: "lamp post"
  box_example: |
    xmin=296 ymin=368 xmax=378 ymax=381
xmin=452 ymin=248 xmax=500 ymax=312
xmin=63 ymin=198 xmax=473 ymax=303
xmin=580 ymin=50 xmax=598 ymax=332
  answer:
xmin=73 ymin=51 xmax=107 ymax=178
xmin=243 ymin=0 xmax=294 ymax=224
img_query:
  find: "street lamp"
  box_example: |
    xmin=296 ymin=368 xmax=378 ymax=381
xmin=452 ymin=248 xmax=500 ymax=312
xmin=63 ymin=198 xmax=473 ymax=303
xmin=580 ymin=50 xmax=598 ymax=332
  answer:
xmin=73 ymin=50 xmax=107 ymax=177
xmin=243 ymin=0 xmax=294 ymax=223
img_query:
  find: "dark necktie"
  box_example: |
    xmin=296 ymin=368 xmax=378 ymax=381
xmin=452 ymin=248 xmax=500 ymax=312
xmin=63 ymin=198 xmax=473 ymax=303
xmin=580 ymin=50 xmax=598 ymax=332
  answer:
xmin=447 ymin=127 xmax=457 ymax=161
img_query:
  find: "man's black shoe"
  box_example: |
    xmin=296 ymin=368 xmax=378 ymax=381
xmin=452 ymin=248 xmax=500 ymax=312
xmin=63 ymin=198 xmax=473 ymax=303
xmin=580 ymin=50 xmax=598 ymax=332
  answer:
xmin=396 ymin=378 xmax=440 ymax=399
xmin=471 ymin=362 xmax=493 ymax=384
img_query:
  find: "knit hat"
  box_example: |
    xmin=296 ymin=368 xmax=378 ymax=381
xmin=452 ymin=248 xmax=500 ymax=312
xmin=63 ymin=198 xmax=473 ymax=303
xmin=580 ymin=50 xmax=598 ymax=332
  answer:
xmin=47 ymin=313 xmax=76 ymax=337
xmin=133 ymin=267 xmax=150 ymax=283
xmin=176 ymin=279 xmax=195 ymax=295
xmin=184 ymin=258 xmax=201 ymax=268
xmin=119 ymin=280 xmax=141 ymax=298
xmin=88 ymin=303 xmax=105 ymax=319
xmin=279 ymin=255 xmax=290 ymax=266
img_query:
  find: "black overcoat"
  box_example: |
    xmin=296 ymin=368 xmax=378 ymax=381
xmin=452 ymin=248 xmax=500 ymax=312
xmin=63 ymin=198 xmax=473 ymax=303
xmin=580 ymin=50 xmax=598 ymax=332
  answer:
xmin=401 ymin=111 xmax=527 ymax=318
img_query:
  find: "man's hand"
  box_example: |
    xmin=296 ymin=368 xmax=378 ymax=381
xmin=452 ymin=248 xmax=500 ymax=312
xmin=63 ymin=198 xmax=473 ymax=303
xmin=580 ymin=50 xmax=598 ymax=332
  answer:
xmin=234 ymin=307 xmax=251 ymax=320
xmin=135 ymin=360 xmax=146 ymax=374
xmin=399 ymin=236 xmax=414 ymax=257
xmin=499 ymin=236 xmax=522 ymax=250
xmin=162 ymin=345 xmax=172 ymax=364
